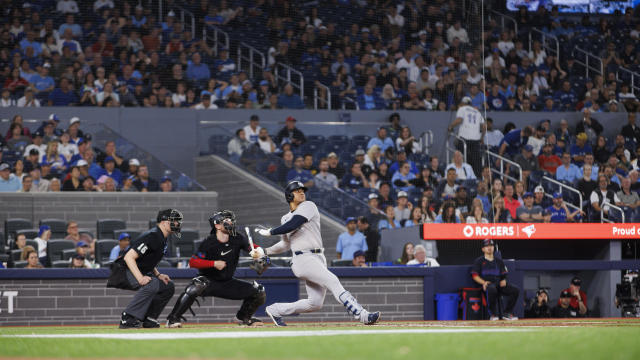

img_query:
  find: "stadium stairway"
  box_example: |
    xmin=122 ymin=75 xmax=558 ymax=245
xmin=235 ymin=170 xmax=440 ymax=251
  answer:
xmin=195 ymin=155 xmax=344 ymax=260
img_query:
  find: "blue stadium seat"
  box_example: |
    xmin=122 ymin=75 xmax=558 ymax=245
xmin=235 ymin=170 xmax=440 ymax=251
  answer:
xmin=208 ymin=135 xmax=231 ymax=156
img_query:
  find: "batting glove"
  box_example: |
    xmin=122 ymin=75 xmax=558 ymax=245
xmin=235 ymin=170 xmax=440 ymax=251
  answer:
xmin=249 ymin=247 xmax=265 ymax=259
xmin=256 ymin=228 xmax=272 ymax=237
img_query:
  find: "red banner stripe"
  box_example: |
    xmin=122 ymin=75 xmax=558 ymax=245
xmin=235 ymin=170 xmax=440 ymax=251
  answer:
xmin=422 ymin=223 xmax=640 ymax=240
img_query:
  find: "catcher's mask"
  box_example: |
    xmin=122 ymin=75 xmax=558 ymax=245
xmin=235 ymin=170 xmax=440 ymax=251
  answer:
xmin=157 ymin=208 xmax=183 ymax=237
xmin=209 ymin=210 xmax=237 ymax=236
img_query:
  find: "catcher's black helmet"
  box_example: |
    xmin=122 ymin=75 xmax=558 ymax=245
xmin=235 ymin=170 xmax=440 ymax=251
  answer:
xmin=284 ymin=181 xmax=307 ymax=202
xmin=209 ymin=209 xmax=237 ymax=236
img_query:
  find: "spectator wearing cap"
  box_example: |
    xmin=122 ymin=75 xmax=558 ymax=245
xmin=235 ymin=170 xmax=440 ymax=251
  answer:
xmin=58 ymin=132 xmax=78 ymax=163
xmin=576 ymin=108 xmax=603 ymax=145
xmin=389 ymin=150 xmax=418 ymax=176
xmin=552 ymin=290 xmax=580 ymax=318
xmin=516 ymin=191 xmax=544 ymax=223
xmin=24 ymin=149 xmax=41 ymax=173
xmin=160 ymin=177 xmax=173 ymax=192
xmin=558 ymin=276 xmax=588 ymax=316
xmin=29 ymin=62 xmax=55 ymax=95
xmin=314 ymin=158 xmax=338 ymax=191
xmin=243 ymin=115 xmax=262 ymax=143
xmin=126 ymin=158 xmax=140 ymax=178
xmin=351 ymin=250 xmax=367 ymax=267
xmin=273 ymin=116 xmax=305 ymax=148
xmin=527 ymin=125 xmax=547 ymax=156
xmin=538 ymin=142 xmax=562 ymax=176
xmin=194 ymin=92 xmax=218 ymax=109
xmin=227 ymin=129 xmax=250 ymax=163
xmin=110 ymin=233 xmax=131 ymax=261
xmin=391 ymin=161 xmax=416 ymax=193
xmin=69 ymin=241 xmax=93 ymax=268
xmin=525 ymin=289 xmax=552 ymax=318
xmin=445 ymin=150 xmax=476 ymax=181
xmin=545 ymin=192 xmax=582 ymax=223
xmin=407 ymin=244 xmax=440 ymax=267
xmin=133 ymin=164 xmax=159 ymax=192
xmin=29 ymin=166 xmax=50 ymax=193
xmin=367 ymin=127 xmax=395 ymax=152
xmin=0 ymin=163 xmax=21 ymax=192
xmin=487 ymin=83 xmax=506 ymax=111
xmin=569 ymin=133 xmax=592 ymax=167
xmin=356 ymin=216 xmax=381 ymax=262
xmin=531 ymin=185 xmax=549 ymax=209
xmin=336 ymin=217 xmax=368 ymax=260
xmin=277 ymin=84 xmax=305 ymax=109
xmin=471 ymin=239 xmax=519 ymax=320
xmin=393 ymin=191 xmax=412 ymax=223
xmin=556 ymin=152 xmax=582 ymax=183
xmin=34 ymin=225 xmax=52 ymax=265
xmin=326 ymin=154 xmax=345 ymax=180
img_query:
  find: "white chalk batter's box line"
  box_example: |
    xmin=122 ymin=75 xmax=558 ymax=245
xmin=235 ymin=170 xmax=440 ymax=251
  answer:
xmin=6 ymin=328 xmax=532 ymax=340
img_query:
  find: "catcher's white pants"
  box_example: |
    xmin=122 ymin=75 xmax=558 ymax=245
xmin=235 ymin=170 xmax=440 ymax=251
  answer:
xmin=267 ymin=253 xmax=367 ymax=321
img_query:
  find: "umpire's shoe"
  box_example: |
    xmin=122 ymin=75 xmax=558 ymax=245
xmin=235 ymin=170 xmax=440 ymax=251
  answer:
xmin=265 ymin=308 xmax=287 ymax=327
xmin=364 ymin=311 xmax=381 ymax=325
xmin=234 ymin=316 xmax=264 ymax=327
xmin=119 ymin=312 xmax=142 ymax=329
xmin=143 ymin=318 xmax=160 ymax=328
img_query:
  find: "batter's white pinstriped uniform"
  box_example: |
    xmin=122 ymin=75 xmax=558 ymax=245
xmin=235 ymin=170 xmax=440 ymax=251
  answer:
xmin=264 ymin=200 xmax=373 ymax=323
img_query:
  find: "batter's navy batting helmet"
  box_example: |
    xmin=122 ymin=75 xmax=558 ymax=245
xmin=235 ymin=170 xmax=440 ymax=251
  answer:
xmin=209 ymin=209 xmax=237 ymax=236
xmin=284 ymin=181 xmax=307 ymax=202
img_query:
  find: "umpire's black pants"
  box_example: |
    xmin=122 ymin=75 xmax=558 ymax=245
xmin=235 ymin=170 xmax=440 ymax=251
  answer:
xmin=456 ymin=138 xmax=483 ymax=178
xmin=486 ymin=283 xmax=519 ymax=316
xmin=124 ymin=270 xmax=175 ymax=320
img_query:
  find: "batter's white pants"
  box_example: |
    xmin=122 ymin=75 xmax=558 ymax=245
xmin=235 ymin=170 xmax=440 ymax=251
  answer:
xmin=267 ymin=253 xmax=368 ymax=321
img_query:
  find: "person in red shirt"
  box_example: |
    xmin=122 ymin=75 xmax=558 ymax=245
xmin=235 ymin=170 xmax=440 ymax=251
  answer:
xmin=558 ymin=276 xmax=588 ymax=316
xmin=503 ymin=183 xmax=521 ymax=219
xmin=538 ymin=143 xmax=562 ymax=175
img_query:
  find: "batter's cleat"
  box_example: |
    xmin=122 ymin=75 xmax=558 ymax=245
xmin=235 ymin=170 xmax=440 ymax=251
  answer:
xmin=142 ymin=317 xmax=160 ymax=328
xmin=119 ymin=312 xmax=142 ymax=329
xmin=265 ymin=308 xmax=287 ymax=327
xmin=234 ymin=316 xmax=264 ymax=327
xmin=489 ymin=316 xmax=500 ymax=321
xmin=364 ymin=311 xmax=381 ymax=325
xmin=503 ymin=313 xmax=518 ymax=321
xmin=166 ymin=316 xmax=183 ymax=328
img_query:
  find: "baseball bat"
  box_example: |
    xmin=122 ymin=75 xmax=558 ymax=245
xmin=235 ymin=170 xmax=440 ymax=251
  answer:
xmin=245 ymin=226 xmax=254 ymax=249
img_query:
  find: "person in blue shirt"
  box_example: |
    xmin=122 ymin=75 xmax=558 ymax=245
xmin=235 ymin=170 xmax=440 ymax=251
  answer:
xmin=19 ymin=31 xmax=42 ymax=57
xmin=391 ymin=161 xmax=416 ymax=192
xmin=367 ymin=127 xmax=395 ymax=152
xmin=389 ymin=150 xmax=419 ymax=176
xmin=542 ymin=96 xmax=559 ymax=112
xmin=341 ymin=163 xmax=369 ymax=192
xmin=109 ymin=233 xmax=131 ymax=261
xmin=277 ymin=83 xmax=305 ymax=109
xmin=286 ymin=156 xmax=314 ymax=188
xmin=29 ymin=64 xmax=55 ymax=95
xmin=48 ymin=78 xmax=78 ymax=106
xmin=185 ymin=52 xmax=210 ymax=84
xmin=58 ymin=14 xmax=83 ymax=38
xmin=356 ymin=84 xmax=384 ymax=110
xmin=569 ymin=133 xmax=592 ymax=167
xmin=467 ymin=84 xmax=485 ymax=110
xmin=556 ymin=152 xmax=582 ymax=183
xmin=103 ymin=156 xmax=123 ymax=185
xmin=498 ymin=126 xmax=533 ymax=158
xmin=378 ymin=205 xmax=402 ymax=230
xmin=0 ymin=163 xmax=22 ymax=192
xmin=336 ymin=217 xmax=368 ymax=260
xmin=487 ymin=83 xmax=506 ymax=111
xmin=553 ymin=81 xmax=577 ymax=111
xmin=545 ymin=193 xmax=582 ymax=223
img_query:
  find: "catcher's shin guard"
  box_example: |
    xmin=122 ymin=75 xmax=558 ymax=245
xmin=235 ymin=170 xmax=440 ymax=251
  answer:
xmin=166 ymin=276 xmax=209 ymax=323
xmin=236 ymin=281 xmax=266 ymax=321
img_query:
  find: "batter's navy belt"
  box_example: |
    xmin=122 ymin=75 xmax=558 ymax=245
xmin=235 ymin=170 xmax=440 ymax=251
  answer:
xmin=293 ymin=248 xmax=324 ymax=256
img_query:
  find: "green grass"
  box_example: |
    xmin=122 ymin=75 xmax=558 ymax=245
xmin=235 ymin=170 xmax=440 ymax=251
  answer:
xmin=1 ymin=320 xmax=640 ymax=359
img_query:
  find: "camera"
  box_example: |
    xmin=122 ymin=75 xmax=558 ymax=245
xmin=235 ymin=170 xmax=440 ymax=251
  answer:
xmin=615 ymin=271 xmax=640 ymax=317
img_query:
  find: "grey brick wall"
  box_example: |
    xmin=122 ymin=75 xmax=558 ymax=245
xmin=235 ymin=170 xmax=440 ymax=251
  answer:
xmin=0 ymin=277 xmax=423 ymax=326
xmin=0 ymin=192 xmax=218 ymax=238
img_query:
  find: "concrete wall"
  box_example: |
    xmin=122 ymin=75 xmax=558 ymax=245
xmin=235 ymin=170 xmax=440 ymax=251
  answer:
xmin=0 ymin=192 xmax=218 ymax=238
xmin=1 ymin=107 xmax=631 ymax=178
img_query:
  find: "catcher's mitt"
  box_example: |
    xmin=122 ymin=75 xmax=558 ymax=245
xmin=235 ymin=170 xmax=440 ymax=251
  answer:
xmin=249 ymin=256 xmax=271 ymax=275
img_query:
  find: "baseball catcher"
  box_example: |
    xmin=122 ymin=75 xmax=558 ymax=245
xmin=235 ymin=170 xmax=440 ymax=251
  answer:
xmin=166 ymin=210 xmax=268 ymax=328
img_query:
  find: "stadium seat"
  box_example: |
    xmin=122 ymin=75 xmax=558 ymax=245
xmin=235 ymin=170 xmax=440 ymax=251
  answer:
xmin=95 ymin=240 xmax=118 ymax=265
xmin=208 ymin=135 xmax=232 ymax=155
xmin=193 ymin=239 xmax=203 ymax=253
xmin=16 ymin=229 xmax=39 ymax=240
xmin=61 ymin=248 xmax=76 ymax=261
xmin=13 ymin=261 xmax=27 ymax=268
xmin=10 ymin=249 xmax=22 ymax=261
xmin=307 ymin=135 xmax=326 ymax=143
xmin=113 ymin=230 xmax=142 ymax=242
xmin=4 ymin=218 xmax=33 ymax=241
xmin=52 ymin=260 xmax=70 ymax=268
xmin=157 ymin=260 xmax=172 ymax=268
xmin=39 ymin=219 xmax=68 ymax=239
xmin=96 ymin=219 xmax=127 ymax=239
xmin=171 ymin=229 xmax=200 ymax=256
xmin=46 ymin=240 xmax=75 ymax=264
xmin=331 ymin=259 xmax=353 ymax=267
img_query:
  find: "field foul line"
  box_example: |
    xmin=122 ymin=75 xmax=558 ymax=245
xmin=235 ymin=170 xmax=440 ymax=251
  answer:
xmin=6 ymin=328 xmax=530 ymax=340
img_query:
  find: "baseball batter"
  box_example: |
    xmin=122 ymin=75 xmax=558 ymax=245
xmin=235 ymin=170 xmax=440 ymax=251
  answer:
xmin=257 ymin=181 xmax=380 ymax=326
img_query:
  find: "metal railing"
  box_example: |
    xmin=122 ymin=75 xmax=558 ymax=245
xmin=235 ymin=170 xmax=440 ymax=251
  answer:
xmin=313 ymin=84 xmax=331 ymax=110
xmin=602 ymin=203 xmax=626 ymax=224
xmin=341 ymin=96 xmax=359 ymax=110
xmin=529 ymin=28 xmax=560 ymax=60
xmin=490 ymin=10 xmax=518 ymax=34
xmin=541 ymin=176 xmax=583 ymax=215
xmin=157 ymin=1 xmax=195 ymax=35
xmin=485 ymin=150 xmax=523 ymax=183
xmin=203 ymin=26 xmax=230 ymax=57
xmin=420 ymin=130 xmax=434 ymax=155
xmin=616 ymin=67 xmax=640 ymax=96
xmin=237 ymin=42 xmax=266 ymax=80
xmin=445 ymin=133 xmax=468 ymax=165
xmin=274 ymin=63 xmax=304 ymax=99
xmin=573 ymin=47 xmax=604 ymax=79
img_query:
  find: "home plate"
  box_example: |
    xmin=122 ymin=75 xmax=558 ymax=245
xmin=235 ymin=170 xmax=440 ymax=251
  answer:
xmin=11 ymin=328 xmax=531 ymax=340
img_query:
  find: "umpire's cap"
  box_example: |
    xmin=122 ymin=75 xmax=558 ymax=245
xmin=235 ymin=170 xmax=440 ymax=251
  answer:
xmin=284 ymin=181 xmax=307 ymax=202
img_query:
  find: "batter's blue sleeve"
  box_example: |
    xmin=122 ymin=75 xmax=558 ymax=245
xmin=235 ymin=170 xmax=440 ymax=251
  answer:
xmin=270 ymin=215 xmax=308 ymax=235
